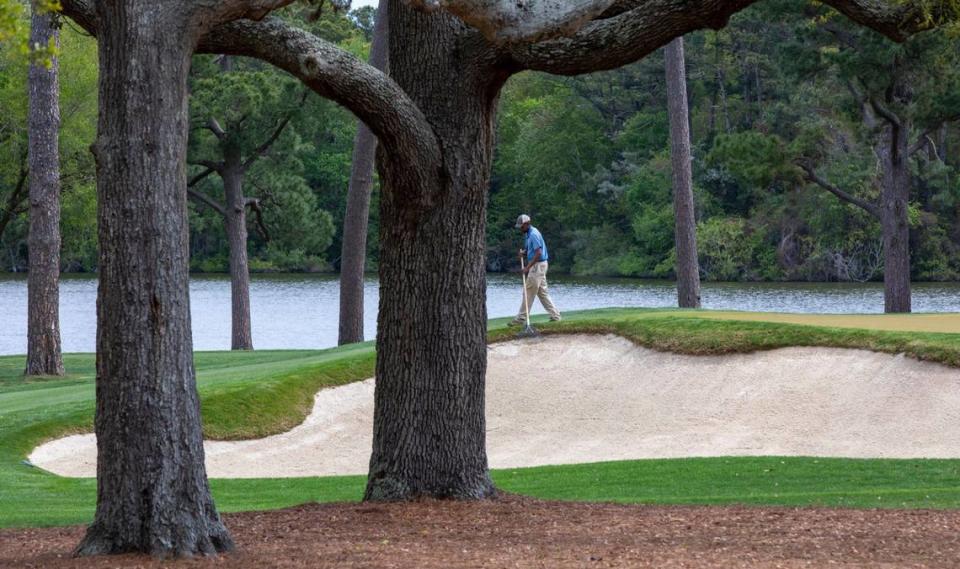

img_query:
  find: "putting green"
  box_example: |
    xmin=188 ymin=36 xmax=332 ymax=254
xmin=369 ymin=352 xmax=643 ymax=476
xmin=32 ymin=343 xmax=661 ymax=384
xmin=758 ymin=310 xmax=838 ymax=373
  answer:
xmin=678 ymin=311 xmax=960 ymax=334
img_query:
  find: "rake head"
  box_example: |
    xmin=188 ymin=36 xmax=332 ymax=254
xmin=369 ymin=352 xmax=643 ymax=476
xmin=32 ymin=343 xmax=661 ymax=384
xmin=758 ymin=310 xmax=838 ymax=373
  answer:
xmin=516 ymin=323 xmax=540 ymax=339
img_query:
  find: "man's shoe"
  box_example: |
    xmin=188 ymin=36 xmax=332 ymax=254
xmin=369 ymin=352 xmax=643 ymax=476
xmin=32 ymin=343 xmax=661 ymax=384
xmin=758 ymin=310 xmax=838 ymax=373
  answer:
xmin=550 ymin=317 xmax=562 ymax=322
xmin=507 ymin=319 xmax=524 ymax=327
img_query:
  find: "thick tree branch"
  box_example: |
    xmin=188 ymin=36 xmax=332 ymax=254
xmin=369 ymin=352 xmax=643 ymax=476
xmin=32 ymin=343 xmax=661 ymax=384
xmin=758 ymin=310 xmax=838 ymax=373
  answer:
xmin=506 ymin=0 xmax=954 ymax=75
xmin=405 ymin=0 xmax=617 ymax=43
xmin=60 ymin=0 xmax=444 ymax=211
xmin=187 ymin=188 xmax=227 ymax=216
xmin=799 ymin=163 xmax=881 ymax=219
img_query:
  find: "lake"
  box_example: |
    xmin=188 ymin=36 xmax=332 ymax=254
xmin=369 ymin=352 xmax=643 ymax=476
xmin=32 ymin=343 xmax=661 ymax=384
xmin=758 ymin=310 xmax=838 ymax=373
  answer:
xmin=1 ymin=273 xmax=960 ymax=355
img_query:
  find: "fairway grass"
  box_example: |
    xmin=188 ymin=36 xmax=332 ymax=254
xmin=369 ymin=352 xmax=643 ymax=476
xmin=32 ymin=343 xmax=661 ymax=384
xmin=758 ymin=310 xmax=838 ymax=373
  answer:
xmin=4 ymin=307 xmax=960 ymax=528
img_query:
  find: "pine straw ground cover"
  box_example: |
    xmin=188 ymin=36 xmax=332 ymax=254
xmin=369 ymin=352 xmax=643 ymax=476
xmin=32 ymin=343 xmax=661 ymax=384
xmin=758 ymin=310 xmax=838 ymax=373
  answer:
xmin=4 ymin=496 xmax=960 ymax=567
xmin=3 ymin=308 xmax=960 ymax=565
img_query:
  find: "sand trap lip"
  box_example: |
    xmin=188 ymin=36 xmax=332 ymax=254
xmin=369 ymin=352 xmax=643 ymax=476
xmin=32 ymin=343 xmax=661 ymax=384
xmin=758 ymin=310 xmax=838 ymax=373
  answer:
xmin=29 ymin=334 xmax=960 ymax=478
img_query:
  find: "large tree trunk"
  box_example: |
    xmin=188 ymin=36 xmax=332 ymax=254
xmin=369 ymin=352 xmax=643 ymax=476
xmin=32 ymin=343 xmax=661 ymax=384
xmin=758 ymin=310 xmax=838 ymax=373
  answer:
xmin=364 ymin=0 xmax=502 ymax=501
xmin=222 ymin=149 xmax=253 ymax=350
xmin=664 ymin=37 xmax=701 ymax=309
xmin=25 ymin=5 xmax=64 ymax=376
xmin=878 ymin=122 xmax=911 ymax=313
xmin=76 ymin=2 xmax=232 ymax=557
xmin=338 ymin=0 xmax=389 ymax=346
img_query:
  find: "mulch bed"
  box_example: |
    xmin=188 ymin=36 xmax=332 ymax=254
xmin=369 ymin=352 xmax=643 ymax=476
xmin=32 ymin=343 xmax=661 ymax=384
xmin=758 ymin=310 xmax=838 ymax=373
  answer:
xmin=3 ymin=495 xmax=960 ymax=568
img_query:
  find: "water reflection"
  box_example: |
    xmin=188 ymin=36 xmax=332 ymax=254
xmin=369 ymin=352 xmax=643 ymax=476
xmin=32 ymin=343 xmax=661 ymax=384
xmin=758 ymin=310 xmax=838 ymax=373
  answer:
xmin=1 ymin=273 xmax=959 ymax=355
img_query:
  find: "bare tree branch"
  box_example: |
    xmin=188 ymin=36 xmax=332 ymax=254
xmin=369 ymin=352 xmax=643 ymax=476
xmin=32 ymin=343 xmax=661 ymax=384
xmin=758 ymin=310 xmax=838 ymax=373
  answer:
xmin=798 ymin=162 xmax=881 ymax=219
xmin=206 ymin=118 xmax=227 ymax=140
xmin=245 ymin=197 xmax=270 ymax=241
xmin=870 ymin=97 xmax=902 ymax=127
xmin=187 ymin=167 xmax=217 ymax=187
xmin=189 ymin=159 xmax=224 ymax=172
xmin=187 ymin=189 xmax=226 ymax=216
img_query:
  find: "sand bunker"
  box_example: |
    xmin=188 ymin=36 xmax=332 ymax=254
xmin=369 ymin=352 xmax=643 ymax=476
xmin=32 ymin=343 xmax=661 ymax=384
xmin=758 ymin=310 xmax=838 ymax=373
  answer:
xmin=29 ymin=334 xmax=960 ymax=478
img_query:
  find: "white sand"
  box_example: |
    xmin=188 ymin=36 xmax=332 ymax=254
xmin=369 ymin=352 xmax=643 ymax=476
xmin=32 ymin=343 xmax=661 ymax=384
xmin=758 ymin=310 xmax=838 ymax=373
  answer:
xmin=29 ymin=334 xmax=960 ymax=478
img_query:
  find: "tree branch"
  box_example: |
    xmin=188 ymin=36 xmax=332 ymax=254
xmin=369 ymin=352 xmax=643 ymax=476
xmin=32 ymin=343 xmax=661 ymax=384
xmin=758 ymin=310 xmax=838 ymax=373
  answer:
xmin=60 ymin=0 xmax=444 ymax=211
xmin=189 ymin=159 xmax=224 ymax=172
xmin=206 ymin=118 xmax=227 ymax=140
xmin=242 ymin=92 xmax=304 ymax=171
xmin=869 ymin=97 xmax=902 ymax=128
xmin=405 ymin=0 xmax=617 ymax=43
xmin=187 ymin=189 xmax=226 ymax=216
xmin=798 ymin=163 xmax=881 ymax=219
xmin=506 ymin=0 xmax=954 ymax=75
xmin=187 ymin=167 xmax=217 ymax=188
xmin=245 ymin=197 xmax=270 ymax=241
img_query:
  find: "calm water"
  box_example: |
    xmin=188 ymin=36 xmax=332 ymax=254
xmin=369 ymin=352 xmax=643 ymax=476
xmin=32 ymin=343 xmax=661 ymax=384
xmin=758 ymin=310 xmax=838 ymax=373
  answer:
xmin=1 ymin=273 xmax=959 ymax=355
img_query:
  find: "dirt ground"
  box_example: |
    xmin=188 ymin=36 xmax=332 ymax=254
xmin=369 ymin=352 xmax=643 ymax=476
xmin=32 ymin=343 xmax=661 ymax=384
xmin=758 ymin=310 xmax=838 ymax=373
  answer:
xmin=3 ymin=496 xmax=960 ymax=568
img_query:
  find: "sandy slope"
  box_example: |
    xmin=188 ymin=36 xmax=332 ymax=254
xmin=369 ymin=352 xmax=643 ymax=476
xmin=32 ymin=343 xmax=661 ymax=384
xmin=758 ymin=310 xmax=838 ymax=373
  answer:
xmin=29 ymin=334 xmax=960 ymax=478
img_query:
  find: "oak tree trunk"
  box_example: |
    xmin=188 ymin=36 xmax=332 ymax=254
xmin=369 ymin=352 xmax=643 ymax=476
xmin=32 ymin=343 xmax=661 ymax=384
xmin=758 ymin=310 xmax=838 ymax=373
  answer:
xmin=664 ymin=37 xmax=701 ymax=309
xmin=75 ymin=2 xmax=232 ymax=557
xmin=878 ymin=122 xmax=911 ymax=313
xmin=25 ymin=5 xmax=64 ymax=376
xmin=222 ymin=149 xmax=253 ymax=350
xmin=338 ymin=0 xmax=389 ymax=345
xmin=364 ymin=0 xmax=502 ymax=500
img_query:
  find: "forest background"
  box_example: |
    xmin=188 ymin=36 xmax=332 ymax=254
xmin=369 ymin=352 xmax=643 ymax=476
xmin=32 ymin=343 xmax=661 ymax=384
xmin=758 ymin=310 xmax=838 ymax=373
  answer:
xmin=1 ymin=0 xmax=958 ymax=283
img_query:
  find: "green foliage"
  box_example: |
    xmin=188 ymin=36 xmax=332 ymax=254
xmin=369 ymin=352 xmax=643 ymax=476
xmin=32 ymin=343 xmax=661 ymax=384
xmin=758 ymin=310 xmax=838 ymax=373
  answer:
xmin=697 ymin=217 xmax=766 ymax=281
xmin=0 ymin=22 xmax=96 ymax=271
xmin=708 ymin=131 xmax=795 ymax=189
xmin=185 ymin=10 xmax=365 ymax=273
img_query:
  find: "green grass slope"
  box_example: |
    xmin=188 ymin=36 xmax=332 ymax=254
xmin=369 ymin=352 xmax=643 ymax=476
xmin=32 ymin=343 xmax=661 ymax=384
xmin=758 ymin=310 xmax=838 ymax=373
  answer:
xmin=3 ymin=308 xmax=960 ymax=528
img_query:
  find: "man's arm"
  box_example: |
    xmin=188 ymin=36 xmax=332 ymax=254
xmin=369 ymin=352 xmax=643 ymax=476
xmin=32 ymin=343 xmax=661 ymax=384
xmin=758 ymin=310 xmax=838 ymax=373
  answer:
xmin=524 ymin=248 xmax=543 ymax=273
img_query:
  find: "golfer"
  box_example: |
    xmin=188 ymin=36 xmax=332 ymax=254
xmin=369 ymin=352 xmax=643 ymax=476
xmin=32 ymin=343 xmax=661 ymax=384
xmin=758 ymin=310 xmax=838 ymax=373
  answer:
xmin=511 ymin=214 xmax=561 ymax=325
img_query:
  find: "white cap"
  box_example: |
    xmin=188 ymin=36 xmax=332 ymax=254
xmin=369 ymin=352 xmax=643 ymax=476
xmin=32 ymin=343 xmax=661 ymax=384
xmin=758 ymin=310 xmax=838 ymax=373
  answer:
xmin=515 ymin=214 xmax=531 ymax=228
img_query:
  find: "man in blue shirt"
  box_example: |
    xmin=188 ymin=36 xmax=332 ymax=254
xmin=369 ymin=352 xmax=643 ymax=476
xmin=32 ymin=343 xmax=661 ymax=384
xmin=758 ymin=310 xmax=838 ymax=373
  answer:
xmin=511 ymin=214 xmax=561 ymax=325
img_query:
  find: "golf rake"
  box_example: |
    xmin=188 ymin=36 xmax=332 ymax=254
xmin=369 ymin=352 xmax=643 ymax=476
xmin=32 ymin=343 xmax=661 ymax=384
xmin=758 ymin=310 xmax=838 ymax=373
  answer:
xmin=517 ymin=253 xmax=540 ymax=339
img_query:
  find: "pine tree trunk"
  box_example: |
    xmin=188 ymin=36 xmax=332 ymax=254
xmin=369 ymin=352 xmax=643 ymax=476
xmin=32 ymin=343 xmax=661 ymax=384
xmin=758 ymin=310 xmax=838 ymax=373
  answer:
xmin=364 ymin=0 xmax=502 ymax=501
xmin=879 ymin=122 xmax=911 ymax=313
xmin=25 ymin=5 xmax=64 ymax=376
xmin=75 ymin=3 xmax=232 ymax=556
xmin=222 ymin=150 xmax=253 ymax=350
xmin=338 ymin=0 xmax=389 ymax=346
xmin=664 ymin=37 xmax=701 ymax=309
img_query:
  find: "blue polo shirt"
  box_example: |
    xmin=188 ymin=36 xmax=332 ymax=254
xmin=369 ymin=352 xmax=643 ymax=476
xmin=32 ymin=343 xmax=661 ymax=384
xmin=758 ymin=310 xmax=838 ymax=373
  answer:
xmin=525 ymin=226 xmax=549 ymax=263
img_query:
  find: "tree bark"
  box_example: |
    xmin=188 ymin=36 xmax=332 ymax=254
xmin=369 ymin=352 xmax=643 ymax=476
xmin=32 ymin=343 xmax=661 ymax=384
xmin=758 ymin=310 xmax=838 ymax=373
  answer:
xmin=338 ymin=0 xmax=389 ymax=346
xmin=25 ymin=5 xmax=65 ymax=377
xmin=222 ymin=148 xmax=253 ymax=350
xmin=75 ymin=2 xmax=232 ymax=557
xmin=664 ymin=37 xmax=701 ymax=309
xmin=364 ymin=0 xmax=502 ymax=501
xmin=878 ymin=121 xmax=912 ymax=313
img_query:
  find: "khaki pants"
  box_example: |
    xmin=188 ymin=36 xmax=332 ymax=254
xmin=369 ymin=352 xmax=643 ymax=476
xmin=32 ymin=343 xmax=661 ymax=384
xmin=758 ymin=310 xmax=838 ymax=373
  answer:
xmin=516 ymin=262 xmax=561 ymax=321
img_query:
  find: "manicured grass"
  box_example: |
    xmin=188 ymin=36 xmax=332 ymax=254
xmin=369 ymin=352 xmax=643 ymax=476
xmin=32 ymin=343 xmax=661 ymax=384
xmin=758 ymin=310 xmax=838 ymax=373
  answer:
xmin=3 ymin=307 xmax=960 ymax=528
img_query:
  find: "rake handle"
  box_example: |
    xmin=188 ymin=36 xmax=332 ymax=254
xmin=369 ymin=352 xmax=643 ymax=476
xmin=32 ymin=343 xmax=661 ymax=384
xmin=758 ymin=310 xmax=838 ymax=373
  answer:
xmin=520 ymin=253 xmax=531 ymax=327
